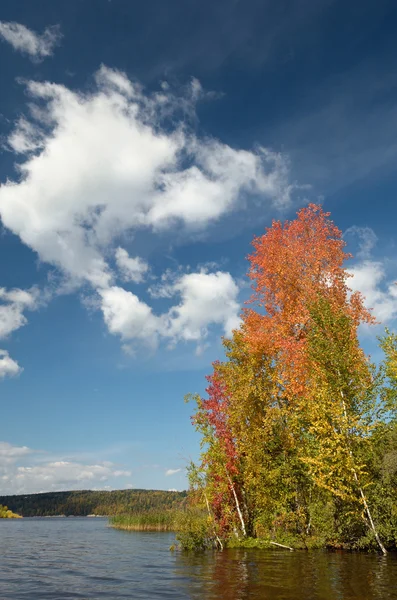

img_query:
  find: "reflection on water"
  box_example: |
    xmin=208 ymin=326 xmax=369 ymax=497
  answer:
xmin=1 ymin=518 xmax=397 ymax=599
xmin=176 ymin=548 xmax=397 ymax=600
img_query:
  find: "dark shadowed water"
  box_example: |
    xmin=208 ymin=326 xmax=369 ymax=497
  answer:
xmin=1 ymin=518 xmax=397 ymax=599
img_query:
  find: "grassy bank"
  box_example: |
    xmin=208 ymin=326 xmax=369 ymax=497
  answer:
xmin=110 ymin=510 xmax=179 ymax=531
xmin=109 ymin=507 xmax=211 ymax=547
xmin=110 ymin=510 xmax=370 ymax=551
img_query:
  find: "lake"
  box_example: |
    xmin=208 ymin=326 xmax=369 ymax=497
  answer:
xmin=1 ymin=517 xmax=397 ymax=599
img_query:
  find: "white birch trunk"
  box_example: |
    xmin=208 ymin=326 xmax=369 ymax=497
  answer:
xmin=226 ymin=470 xmax=247 ymax=537
xmin=339 ymin=386 xmax=387 ymax=555
xmin=203 ymin=490 xmax=223 ymax=550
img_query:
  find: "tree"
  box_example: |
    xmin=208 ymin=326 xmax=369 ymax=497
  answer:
xmin=187 ymin=204 xmax=394 ymax=552
xmin=303 ymin=298 xmax=386 ymax=552
xmin=189 ymin=365 xmax=247 ymax=538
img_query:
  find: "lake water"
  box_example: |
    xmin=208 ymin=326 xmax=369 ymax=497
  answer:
xmin=1 ymin=517 xmax=397 ymax=599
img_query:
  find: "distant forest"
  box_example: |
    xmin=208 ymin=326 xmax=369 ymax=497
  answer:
xmin=0 ymin=489 xmax=188 ymax=517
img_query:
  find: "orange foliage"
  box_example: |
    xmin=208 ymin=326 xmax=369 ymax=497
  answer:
xmin=245 ymin=204 xmax=374 ymax=399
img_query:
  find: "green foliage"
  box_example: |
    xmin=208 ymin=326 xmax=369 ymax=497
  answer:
xmin=110 ymin=510 xmax=178 ymax=531
xmin=0 ymin=489 xmax=187 ymax=517
xmin=175 ymin=509 xmax=215 ymax=551
xmin=183 ymin=206 xmax=397 ymax=553
xmin=110 ymin=505 xmax=218 ymax=551
xmin=226 ymin=537 xmax=272 ymax=549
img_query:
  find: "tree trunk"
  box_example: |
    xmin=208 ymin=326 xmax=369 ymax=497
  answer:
xmin=270 ymin=541 xmax=294 ymax=551
xmin=354 ymin=472 xmax=387 ymax=555
xmin=339 ymin=386 xmax=387 ymax=555
xmin=226 ymin=470 xmax=247 ymax=537
xmin=203 ymin=490 xmax=223 ymax=550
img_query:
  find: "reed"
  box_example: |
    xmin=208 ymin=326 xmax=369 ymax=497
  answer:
xmin=110 ymin=509 xmax=179 ymax=531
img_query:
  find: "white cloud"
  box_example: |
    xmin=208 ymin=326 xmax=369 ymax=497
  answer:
xmin=115 ymin=247 xmax=148 ymax=283
xmin=100 ymin=286 xmax=160 ymax=347
xmin=0 ymin=350 xmax=22 ymax=379
xmin=165 ymin=468 xmax=181 ymax=476
xmin=8 ymin=117 xmax=45 ymax=154
xmin=0 ymin=287 xmax=39 ymax=339
xmin=349 ymin=260 xmax=397 ymax=323
xmin=14 ymin=461 xmax=131 ymax=489
xmin=0 ymin=303 xmax=28 ymax=339
xmin=0 ymin=67 xmax=292 ymax=288
xmin=99 ymin=270 xmax=240 ymax=349
xmin=0 ymin=21 xmax=61 ymax=60
xmin=0 ymin=67 xmax=295 ymax=355
xmin=0 ymin=441 xmax=31 ymax=465
xmin=0 ymin=441 xmax=131 ymax=494
xmin=164 ymin=270 xmax=240 ymax=342
xmin=0 ymin=287 xmax=37 ymax=308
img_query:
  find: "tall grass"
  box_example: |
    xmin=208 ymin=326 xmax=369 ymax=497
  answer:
xmin=110 ymin=510 xmax=179 ymax=531
xmin=110 ymin=508 xmax=215 ymax=550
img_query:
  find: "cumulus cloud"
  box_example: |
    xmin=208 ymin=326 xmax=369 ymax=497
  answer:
xmin=0 ymin=441 xmax=131 ymax=494
xmin=0 ymin=67 xmax=296 ymax=354
xmin=0 ymin=287 xmax=39 ymax=339
xmin=8 ymin=117 xmax=45 ymax=154
xmin=0 ymin=350 xmax=22 ymax=379
xmin=14 ymin=461 xmax=131 ymax=491
xmin=349 ymin=260 xmax=397 ymax=323
xmin=99 ymin=270 xmax=240 ymax=349
xmin=164 ymin=270 xmax=240 ymax=342
xmin=0 ymin=21 xmax=61 ymax=60
xmin=0 ymin=67 xmax=293 ymax=287
xmin=115 ymin=248 xmax=149 ymax=283
xmin=100 ymin=286 xmax=160 ymax=347
xmin=0 ymin=287 xmax=44 ymax=379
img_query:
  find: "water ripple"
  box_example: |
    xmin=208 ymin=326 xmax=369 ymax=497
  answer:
xmin=1 ymin=518 xmax=397 ymax=599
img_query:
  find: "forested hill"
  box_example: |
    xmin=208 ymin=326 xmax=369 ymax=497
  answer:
xmin=0 ymin=489 xmax=188 ymax=517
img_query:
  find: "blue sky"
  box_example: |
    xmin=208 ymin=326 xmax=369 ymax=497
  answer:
xmin=0 ymin=0 xmax=396 ymax=494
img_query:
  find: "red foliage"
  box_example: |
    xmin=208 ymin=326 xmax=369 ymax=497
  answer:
xmin=201 ymin=366 xmax=238 ymax=474
xmin=193 ymin=204 xmax=373 ymax=536
xmin=192 ymin=364 xmax=242 ymax=535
